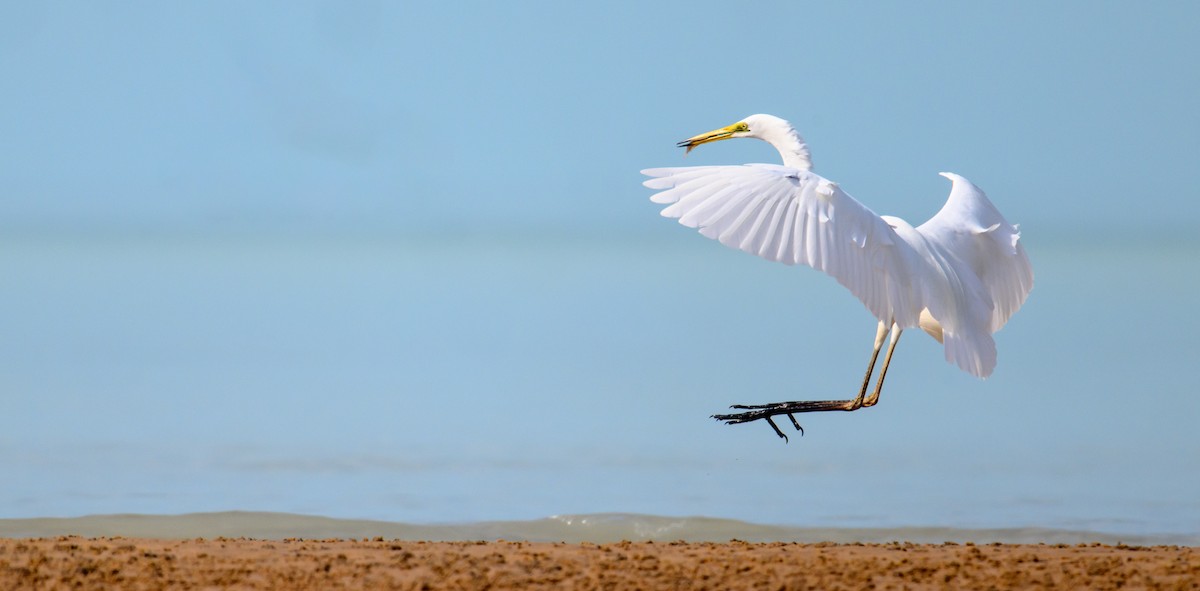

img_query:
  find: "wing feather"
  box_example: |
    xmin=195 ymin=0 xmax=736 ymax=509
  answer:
xmin=917 ymin=173 xmax=1034 ymax=333
xmin=642 ymin=165 xmax=914 ymax=324
xmin=773 ymin=197 xmax=798 ymax=261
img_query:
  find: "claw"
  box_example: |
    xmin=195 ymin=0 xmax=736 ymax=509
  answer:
xmin=764 ymin=416 xmax=788 ymax=443
xmin=787 ymin=414 xmax=805 ymax=436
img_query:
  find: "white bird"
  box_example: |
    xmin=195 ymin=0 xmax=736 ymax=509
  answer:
xmin=642 ymin=114 xmax=1033 ymax=440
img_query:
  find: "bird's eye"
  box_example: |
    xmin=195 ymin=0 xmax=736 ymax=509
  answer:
xmin=737 ymin=123 xmax=749 ymax=131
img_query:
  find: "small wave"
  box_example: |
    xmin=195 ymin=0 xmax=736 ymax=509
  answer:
xmin=1 ymin=512 xmax=1194 ymax=546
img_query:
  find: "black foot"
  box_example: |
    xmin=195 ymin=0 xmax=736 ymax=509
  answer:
xmin=712 ymin=408 xmax=806 ymax=443
xmin=711 ymin=399 xmax=861 ymax=442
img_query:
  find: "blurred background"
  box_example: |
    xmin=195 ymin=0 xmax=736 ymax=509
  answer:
xmin=2 ymin=1 xmax=1198 ymax=537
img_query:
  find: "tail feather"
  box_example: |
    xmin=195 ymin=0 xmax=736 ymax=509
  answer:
xmin=942 ymin=329 xmax=996 ymax=378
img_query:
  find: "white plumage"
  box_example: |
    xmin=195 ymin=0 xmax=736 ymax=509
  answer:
xmin=643 ymin=114 xmax=1033 ymax=437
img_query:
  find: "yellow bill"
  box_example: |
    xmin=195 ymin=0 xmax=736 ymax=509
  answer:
xmin=676 ymin=121 xmax=749 ymax=154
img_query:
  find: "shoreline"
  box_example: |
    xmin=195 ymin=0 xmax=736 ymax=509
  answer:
xmin=2 ymin=511 xmax=1194 ymax=547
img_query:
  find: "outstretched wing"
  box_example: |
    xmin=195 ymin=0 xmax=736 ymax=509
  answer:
xmin=917 ymin=173 xmax=1034 ymax=333
xmin=642 ymin=164 xmax=920 ymax=327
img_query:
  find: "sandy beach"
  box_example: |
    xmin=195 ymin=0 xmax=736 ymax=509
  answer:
xmin=2 ymin=537 xmax=1196 ymax=590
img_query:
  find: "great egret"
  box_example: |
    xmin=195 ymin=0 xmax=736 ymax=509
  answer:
xmin=642 ymin=114 xmax=1033 ymax=441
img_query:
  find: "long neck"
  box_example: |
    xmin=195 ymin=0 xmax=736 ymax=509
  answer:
xmin=762 ymin=126 xmax=813 ymax=171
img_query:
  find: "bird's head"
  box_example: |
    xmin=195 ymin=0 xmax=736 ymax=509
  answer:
xmin=675 ymin=114 xmax=812 ymax=170
xmin=676 ymin=114 xmax=793 ymax=153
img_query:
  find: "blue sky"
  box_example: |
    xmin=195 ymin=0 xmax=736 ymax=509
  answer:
xmin=2 ymin=1 xmax=1197 ymax=235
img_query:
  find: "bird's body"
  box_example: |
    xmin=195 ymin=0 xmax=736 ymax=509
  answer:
xmin=643 ymin=114 xmax=1032 ymax=439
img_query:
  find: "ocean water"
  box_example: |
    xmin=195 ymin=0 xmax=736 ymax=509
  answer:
xmin=2 ymin=227 xmax=1198 ymax=541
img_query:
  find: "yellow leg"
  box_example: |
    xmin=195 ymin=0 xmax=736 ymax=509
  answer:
xmin=848 ymin=321 xmax=891 ymax=410
xmin=863 ymin=324 xmax=902 ymax=407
